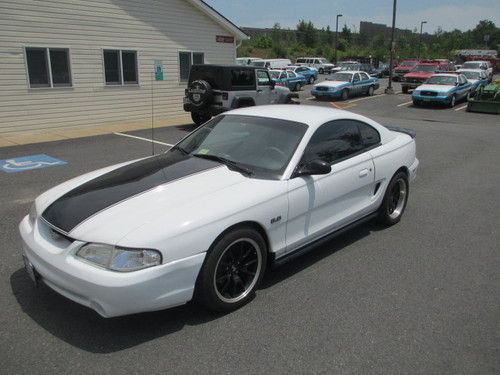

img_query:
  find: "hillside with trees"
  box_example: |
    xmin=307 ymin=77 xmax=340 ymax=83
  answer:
xmin=238 ymin=20 xmax=500 ymax=62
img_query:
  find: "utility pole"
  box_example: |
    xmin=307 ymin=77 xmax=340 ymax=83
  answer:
xmin=418 ymin=21 xmax=427 ymax=58
xmin=385 ymin=0 xmax=397 ymax=94
xmin=334 ymin=14 xmax=342 ymax=64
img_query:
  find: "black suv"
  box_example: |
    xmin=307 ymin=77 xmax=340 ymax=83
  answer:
xmin=183 ymin=65 xmax=296 ymax=125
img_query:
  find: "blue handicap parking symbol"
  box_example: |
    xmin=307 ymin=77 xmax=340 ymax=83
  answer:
xmin=0 ymin=154 xmax=66 ymax=173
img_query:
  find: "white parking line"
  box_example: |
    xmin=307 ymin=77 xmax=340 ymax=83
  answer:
xmin=454 ymin=104 xmax=468 ymax=111
xmin=114 ymin=132 xmax=174 ymax=147
xmin=347 ymin=94 xmax=386 ymax=103
xmin=397 ymin=100 xmax=413 ymax=107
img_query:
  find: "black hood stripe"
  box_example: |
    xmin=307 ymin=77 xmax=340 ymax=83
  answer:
xmin=42 ymin=150 xmax=221 ymax=233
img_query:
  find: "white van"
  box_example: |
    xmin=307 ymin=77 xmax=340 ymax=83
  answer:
xmin=250 ymin=59 xmax=292 ymax=69
xmin=296 ymin=57 xmax=335 ymax=74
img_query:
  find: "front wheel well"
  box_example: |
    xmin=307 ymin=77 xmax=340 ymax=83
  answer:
xmin=210 ymin=221 xmax=271 ymax=256
xmin=395 ymin=166 xmax=409 ymax=178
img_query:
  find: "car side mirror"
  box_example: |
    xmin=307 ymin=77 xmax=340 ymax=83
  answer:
xmin=293 ymin=159 xmax=331 ymax=177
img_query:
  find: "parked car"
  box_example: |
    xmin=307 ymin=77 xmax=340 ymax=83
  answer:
xmin=250 ymin=59 xmax=292 ymax=69
xmin=330 ymin=61 xmax=359 ymax=73
xmin=373 ymin=63 xmax=390 ymax=78
xmin=457 ymin=69 xmax=489 ymax=92
xmin=412 ymin=73 xmax=472 ymax=107
xmin=183 ymin=64 xmax=296 ymax=125
xmin=401 ymin=60 xmax=453 ymax=93
xmin=311 ymin=71 xmax=380 ymax=100
xmin=461 ymin=61 xmax=493 ymax=80
xmin=269 ymin=69 xmax=307 ymax=91
xmin=287 ymin=65 xmax=318 ymax=84
xmin=393 ymin=60 xmax=420 ymax=81
xmin=236 ymin=57 xmax=262 ymax=66
xmin=20 ymin=105 xmax=419 ymax=317
xmin=296 ymin=57 xmax=335 ymax=74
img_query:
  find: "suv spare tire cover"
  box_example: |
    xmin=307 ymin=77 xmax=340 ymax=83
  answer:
xmin=188 ymin=80 xmax=213 ymax=108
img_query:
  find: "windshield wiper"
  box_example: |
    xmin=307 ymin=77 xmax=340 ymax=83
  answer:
xmin=193 ymin=154 xmax=253 ymax=176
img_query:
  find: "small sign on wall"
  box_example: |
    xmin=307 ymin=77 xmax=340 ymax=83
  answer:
xmin=216 ymin=35 xmax=234 ymax=43
xmin=154 ymin=60 xmax=163 ymax=81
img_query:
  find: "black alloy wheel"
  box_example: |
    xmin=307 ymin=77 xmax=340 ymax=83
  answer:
xmin=196 ymin=228 xmax=267 ymax=312
xmin=379 ymin=171 xmax=409 ymax=225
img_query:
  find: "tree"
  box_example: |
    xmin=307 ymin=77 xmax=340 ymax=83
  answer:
xmin=340 ymin=24 xmax=352 ymax=45
xmin=296 ymin=20 xmax=317 ymax=48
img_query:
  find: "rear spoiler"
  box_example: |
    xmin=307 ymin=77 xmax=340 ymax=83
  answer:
xmin=386 ymin=126 xmax=416 ymax=138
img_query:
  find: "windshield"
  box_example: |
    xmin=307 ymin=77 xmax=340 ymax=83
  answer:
xmin=327 ymin=72 xmax=352 ymax=82
xmin=462 ymin=62 xmax=482 ymax=69
xmin=426 ymin=76 xmax=457 ymax=85
xmin=460 ymin=71 xmax=480 ymax=80
xmin=339 ymin=62 xmax=357 ymax=68
xmin=413 ymin=65 xmax=437 ymax=72
xmin=269 ymin=71 xmax=281 ymax=79
xmin=174 ymin=115 xmax=308 ymax=179
xmin=319 ymin=58 xmax=331 ymax=64
xmin=400 ymin=61 xmax=417 ymax=67
xmin=250 ymin=61 xmax=265 ymax=67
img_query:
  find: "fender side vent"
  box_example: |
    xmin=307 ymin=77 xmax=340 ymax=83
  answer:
xmin=374 ymin=182 xmax=381 ymax=195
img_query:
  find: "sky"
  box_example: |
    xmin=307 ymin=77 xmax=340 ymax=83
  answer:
xmin=204 ymin=0 xmax=500 ymax=33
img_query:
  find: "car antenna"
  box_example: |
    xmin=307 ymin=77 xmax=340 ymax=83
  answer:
xmin=151 ymin=70 xmax=155 ymax=156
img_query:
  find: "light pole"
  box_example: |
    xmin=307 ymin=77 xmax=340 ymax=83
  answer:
xmin=334 ymin=14 xmax=342 ymax=64
xmin=385 ymin=0 xmax=397 ymax=94
xmin=418 ymin=21 xmax=427 ymax=58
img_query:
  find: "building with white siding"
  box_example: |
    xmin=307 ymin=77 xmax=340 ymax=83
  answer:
xmin=0 ymin=0 xmax=248 ymax=135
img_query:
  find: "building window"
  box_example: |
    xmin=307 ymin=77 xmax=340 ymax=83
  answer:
xmin=25 ymin=47 xmax=71 ymax=88
xmin=103 ymin=49 xmax=138 ymax=85
xmin=179 ymin=51 xmax=204 ymax=82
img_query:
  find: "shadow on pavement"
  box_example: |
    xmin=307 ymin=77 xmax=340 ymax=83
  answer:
xmin=10 ymin=269 xmax=222 ymax=354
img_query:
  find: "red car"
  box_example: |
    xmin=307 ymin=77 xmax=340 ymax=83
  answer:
xmin=393 ymin=59 xmax=420 ymax=81
xmin=401 ymin=60 xmax=454 ymax=93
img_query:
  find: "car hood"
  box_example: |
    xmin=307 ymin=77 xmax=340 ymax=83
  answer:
xmin=314 ymin=81 xmax=350 ymax=88
xmin=416 ymin=84 xmax=454 ymax=92
xmin=405 ymin=71 xmax=435 ymax=78
xmin=39 ymin=151 xmax=254 ymax=243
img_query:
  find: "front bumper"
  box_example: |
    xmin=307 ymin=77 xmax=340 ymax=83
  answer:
xmin=311 ymin=89 xmax=342 ymax=98
xmin=19 ymin=216 xmax=206 ymax=317
xmin=409 ymin=158 xmax=419 ymax=182
xmin=412 ymin=93 xmax=451 ymax=103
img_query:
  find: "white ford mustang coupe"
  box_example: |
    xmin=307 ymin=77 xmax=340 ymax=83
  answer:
xmin=20 ymin=105 xmax=419 ymax=317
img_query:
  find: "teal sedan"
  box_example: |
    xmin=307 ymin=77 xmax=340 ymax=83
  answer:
xmin=311 ymin=71 xmax=380 ymax=100
xmin=270 ymin=70 xmax=307 ymax=91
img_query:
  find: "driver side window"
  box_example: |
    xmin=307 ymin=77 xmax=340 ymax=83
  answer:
xmin=302 ymin=120 xmax=363 ymax=164
xmin=257 ymin=70 xmax=271 ymax=86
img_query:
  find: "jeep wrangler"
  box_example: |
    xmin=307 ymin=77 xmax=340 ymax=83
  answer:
xmin=183 ymin=64 xmax=298 ymax=126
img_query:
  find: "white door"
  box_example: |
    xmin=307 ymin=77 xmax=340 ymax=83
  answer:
xmin=255 ymin=69 xmax=273 ymax=105
xmin=285 ymin=119 xmax=379 ymax=252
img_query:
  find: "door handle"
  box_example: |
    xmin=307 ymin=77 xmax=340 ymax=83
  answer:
xmin=359 ymin=169 xmax=369 ymax=177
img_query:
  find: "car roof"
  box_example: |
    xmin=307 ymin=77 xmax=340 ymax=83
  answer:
xmin=223 ymin=105 xmax=376 ymax=130
xmin=457 ymin=69 xmax=484 ymax=73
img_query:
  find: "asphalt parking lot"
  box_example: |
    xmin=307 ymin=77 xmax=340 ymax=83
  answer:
xmin=1 ymin=76 xmax=499 ymax=374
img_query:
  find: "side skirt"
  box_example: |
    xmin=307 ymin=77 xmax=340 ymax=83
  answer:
xmin=271 ymin=211 xmax=379 ymax=268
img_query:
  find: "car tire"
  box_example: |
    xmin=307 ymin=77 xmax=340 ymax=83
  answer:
xmin=196 ymin=227 xmax=267 ymax=312
xmin=319 ymin=68 xmax=324 ymax=74
xmin=367 ymin=85 xmax=375 ymax=96
xmin=294 ymin=82 xmax=301 ymax=92
xmin=191 ymin=112 xmax=211 ymax=126
xmin=402 ymin=86 xmax=409 ymax=94
xmin=448 ymin=95 xmax=456 ymax=108
xmin=309 ymin=76 xmax=315 ymax=84
xmin=378 ymin=171 xmax=409 ymax=226
xmin=341 ymin=89 xmax=349 ymax=101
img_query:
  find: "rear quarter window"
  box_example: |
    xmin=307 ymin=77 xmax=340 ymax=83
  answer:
xmin=230 ymin=69 xmax=255 ymax=90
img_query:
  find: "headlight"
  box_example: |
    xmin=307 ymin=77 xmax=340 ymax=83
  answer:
xmin=28 ymin=202 xmax=37 ymax=226
xmin=413 ymin=90 xmax=420 ymax=96
xmin=439 ymin=91 xmax=452 ymax=96
xmin=77 ymin=243 xmax=162 ymax=272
